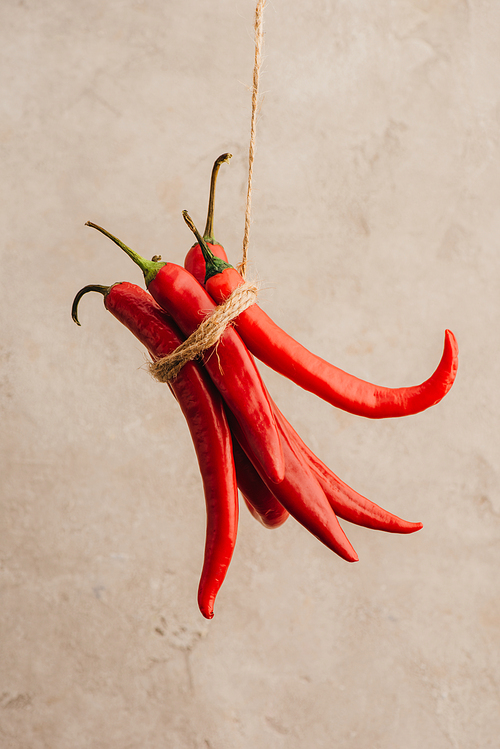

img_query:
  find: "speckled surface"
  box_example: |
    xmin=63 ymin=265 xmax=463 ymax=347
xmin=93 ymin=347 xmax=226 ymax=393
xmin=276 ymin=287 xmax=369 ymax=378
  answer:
xmin=1 ymin=1 xmax=499 ymax=747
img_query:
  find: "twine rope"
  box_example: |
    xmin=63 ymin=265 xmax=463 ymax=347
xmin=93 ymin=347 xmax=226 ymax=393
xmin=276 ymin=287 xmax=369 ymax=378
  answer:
xmin=150 ymin=1 xmax=265 ymax=383
xmin=240 ymin=0 xmax=265 ymax=279
xmin=149 ymin=281 xmax=259 ymax=382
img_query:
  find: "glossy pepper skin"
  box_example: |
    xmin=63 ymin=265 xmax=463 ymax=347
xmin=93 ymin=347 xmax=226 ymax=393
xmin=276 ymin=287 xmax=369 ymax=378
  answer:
xmin=231 ymin=436 xmax=289 ymax=529
xmin=182 ymin=212 xmax=423 ymax=536
xmin=85 ymin=222 xmax=286 ymax=486
xmin=230 ymin=380 xmax=423 ymax=545
xmin=226 ymin=406 xmax=359 ymax=563
xmin=272 ymin=405 xmax=422 ymax=534
xmin=72 ymin=281 xmax=239 ymax=619
xmin=183 ymin=227 xmax=458 ymax=420
xmin=146 ymin=263 xmax=285 ymax=485
xmin=183 ymin=153 xmax=232 ymax=286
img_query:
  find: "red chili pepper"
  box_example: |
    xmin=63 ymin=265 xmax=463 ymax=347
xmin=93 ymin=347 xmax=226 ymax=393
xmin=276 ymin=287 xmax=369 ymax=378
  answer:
xmin=272 ymin=405 xmax=422 ymax=534
xmin=226 ymin=405 xmax=359 ymax=563
xmin=72 ymin=281 xmax=240 ymax=619
xmin=85 ymin=222 xmax=286 ymax=486
xmin=231 ymin=436 xmax=289 ymax=529
xmin=183 ymin=214 xmax=458 ymax=420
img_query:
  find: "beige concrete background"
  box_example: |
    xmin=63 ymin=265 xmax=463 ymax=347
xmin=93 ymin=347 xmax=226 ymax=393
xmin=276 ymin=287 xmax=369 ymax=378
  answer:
xmin=1 ymin=1 xmax=499 ymax=747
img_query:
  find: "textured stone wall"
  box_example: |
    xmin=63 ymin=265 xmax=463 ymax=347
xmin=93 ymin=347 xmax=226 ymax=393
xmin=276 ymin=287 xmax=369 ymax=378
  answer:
xmin=1 ymin=1 xmax=499 ymax=746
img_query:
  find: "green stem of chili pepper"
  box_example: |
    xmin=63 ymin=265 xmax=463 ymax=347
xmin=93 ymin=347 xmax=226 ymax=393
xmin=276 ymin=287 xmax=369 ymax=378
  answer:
xmin=203 ymin=153 xmax=232 ymax=244
xmin=183 ymin=210 xmax=231 ymax=282
xmin=85 ymin=222 xmax=165 ymax=286
xmin=71 ymin=284 xmax=110 ymax=325
xmin=184 ymin=155 xmax=232 ymax=286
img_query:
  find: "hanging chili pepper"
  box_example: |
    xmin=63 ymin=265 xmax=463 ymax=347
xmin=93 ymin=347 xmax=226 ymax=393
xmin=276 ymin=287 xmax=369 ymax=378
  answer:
xmin=84 ymin=222 xmax=286 ymax=486
xmin=72 ymin=281 xmax=240 ymax=619
xmin=183 ymin=212 xmax=458 ymax=420
xmin=272 ymin=404 xmax=422 ymax=534
xmin=224 ymin=403 xmax=358 ymax=562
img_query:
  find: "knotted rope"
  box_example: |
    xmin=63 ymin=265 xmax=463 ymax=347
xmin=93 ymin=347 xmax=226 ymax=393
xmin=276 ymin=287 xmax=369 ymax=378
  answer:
xmin=149 ymin=281 xmax=259 ymax=382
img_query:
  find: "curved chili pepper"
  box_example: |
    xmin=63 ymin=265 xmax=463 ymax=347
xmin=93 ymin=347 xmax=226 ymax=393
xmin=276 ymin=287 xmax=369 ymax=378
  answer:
xmin=184 ymin=153 xmax=232 ymax=286
xmin=226 ymin=405 xmax=358 ymax=563
xmin=72 ymin=281 xmax=239 ymax=619
xmin=183 ymin=215 xmax=459 ymax=420
xmin=84 ymin=222 xmax=286 ymax=486
xmin=231 ymin=436 xmax=289 ymax=529
xmin=272 ymin=405 xmax=422 ymax=534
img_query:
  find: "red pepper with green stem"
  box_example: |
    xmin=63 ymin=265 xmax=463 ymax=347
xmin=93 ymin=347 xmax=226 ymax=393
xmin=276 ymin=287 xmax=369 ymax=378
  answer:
xmin=72 ymin=281 xmax=240 ymax=619
xmin=182 ymin=212 xmax=458 ymax=419
xmin=84 ymin=221 xmax=285 ymax=486
xmin=183 ymin=153 xmax=232 ymax=285
xmin=72 ymin=282 xmax=287 ymax=532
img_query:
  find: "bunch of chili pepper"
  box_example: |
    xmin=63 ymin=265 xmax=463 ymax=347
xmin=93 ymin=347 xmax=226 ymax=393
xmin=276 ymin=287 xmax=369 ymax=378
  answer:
xmin=72 ymin=154 xmax=458 ymax=618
